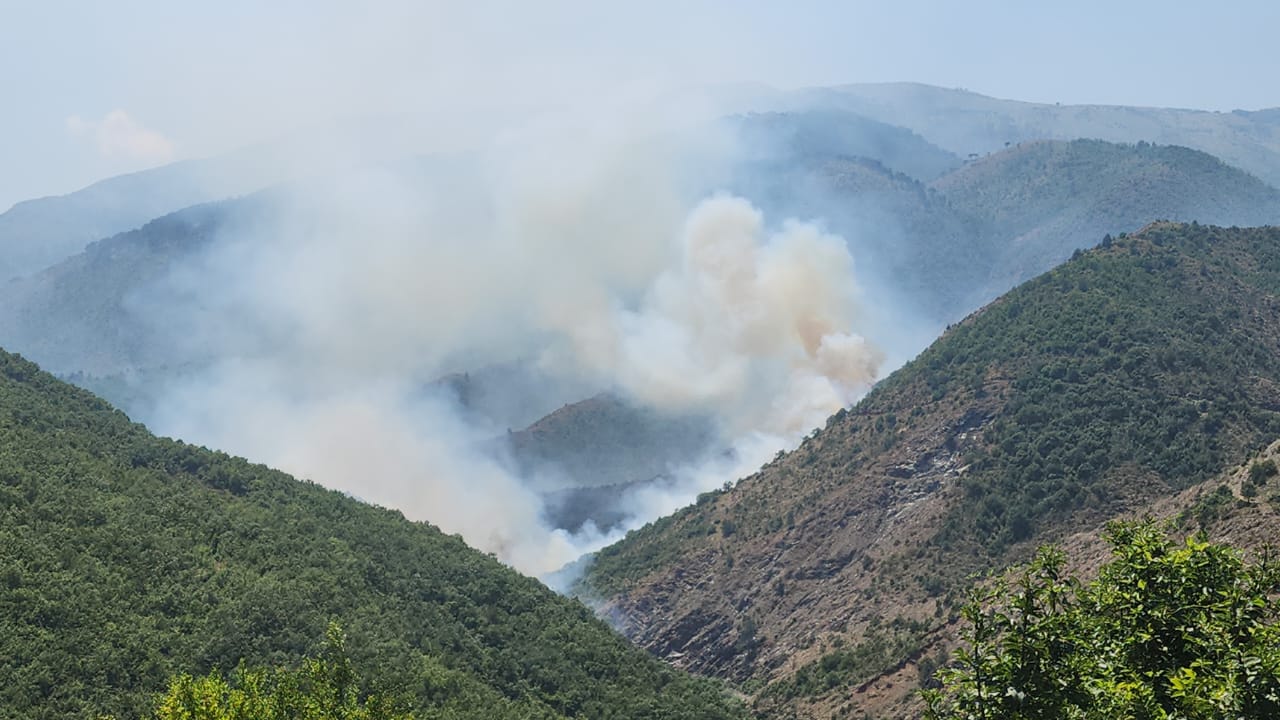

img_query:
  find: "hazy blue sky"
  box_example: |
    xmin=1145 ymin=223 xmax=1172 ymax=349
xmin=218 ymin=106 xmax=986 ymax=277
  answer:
xmin=2 ymin=0 xmax=1278 ymax=210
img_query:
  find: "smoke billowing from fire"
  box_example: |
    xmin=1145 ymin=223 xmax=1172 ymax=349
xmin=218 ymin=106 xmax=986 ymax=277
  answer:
xmin=569 ymin=194 xmax=880 ymax=435
xmin=143 ymin=115 xmax=883 ymax=577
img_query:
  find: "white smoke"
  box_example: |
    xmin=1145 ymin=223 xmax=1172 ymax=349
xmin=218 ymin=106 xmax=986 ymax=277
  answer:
xmin=140 ymin=117 xmax=882 ymax=578
xmin=156 ymin=364 xmax=591 ymax=574
xmin=568 ymin=195 xmax=881 ymax=436
xmin=66 ymin=109 xmax=176 ymax=165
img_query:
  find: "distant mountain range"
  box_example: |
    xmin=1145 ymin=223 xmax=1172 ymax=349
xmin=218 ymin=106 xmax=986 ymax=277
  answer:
xmin=732 ymin=127 xmax=1280 ymax=327
xmin=0 ymin=197 xmax=264 ymax=376
xmin=935 ymin=138 xmax=1280 ymax=297
xmin=8 ymin=133 xmax=1274 ymax=380
xmin=7 ymin=81 xmax=1278 ymax=288
xmin=0 ymin=116 xmax=466 ymax=285
xmin=797 ymin=82 xmax=1280 ymax=187
xmin=0 ymin=151 xmax=285 ymax=285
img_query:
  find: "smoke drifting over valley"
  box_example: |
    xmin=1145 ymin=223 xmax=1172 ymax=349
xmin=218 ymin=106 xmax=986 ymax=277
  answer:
xmin=564 ymin=194 xmax=880 ymax=434
xmin=123 ymin=115 xmax=885 ymax=576
xmin=10 ymin=5 xmax=1277 ymax=585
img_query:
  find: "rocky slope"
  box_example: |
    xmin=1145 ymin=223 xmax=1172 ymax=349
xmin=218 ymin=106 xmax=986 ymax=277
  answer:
xmin=578 ymin=223 xmax=1280 ymax=718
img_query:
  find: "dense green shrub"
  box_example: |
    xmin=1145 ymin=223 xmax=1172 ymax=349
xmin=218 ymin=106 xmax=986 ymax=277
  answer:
xmin=925 ymin=522 xmax=1280 ymax=719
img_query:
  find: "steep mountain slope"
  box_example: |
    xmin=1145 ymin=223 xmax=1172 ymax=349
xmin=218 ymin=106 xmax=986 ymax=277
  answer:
xmin=0 ymin=350 xmax=745 ymax=720
xmin=935 ymin=139 xmax=1280 ymax=297
xmin=800 ymin=82 xmax=1280 ymax=188
xmin=0 ymin=151 xmax=475 ymax=379
xmin=908 ymin=439 xmax=1280 ymax=720
xmin=578 ymin=223 xmax=1280 ymax=718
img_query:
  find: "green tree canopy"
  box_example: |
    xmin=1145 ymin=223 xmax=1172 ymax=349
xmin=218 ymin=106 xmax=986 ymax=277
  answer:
xmin=142 ymin=623 xmax=410 ymax=720
xmin=925 ymin=522 xmax=1280 ymax=719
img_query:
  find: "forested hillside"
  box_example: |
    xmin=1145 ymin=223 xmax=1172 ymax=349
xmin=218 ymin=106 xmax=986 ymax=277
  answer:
xmin=0 ymin=350 xmax=744 ymax=720
xmin=935 ymin=139 xmax=1280 ymax=292
xmin=579 ymin=222 xmax=1280 ymax=718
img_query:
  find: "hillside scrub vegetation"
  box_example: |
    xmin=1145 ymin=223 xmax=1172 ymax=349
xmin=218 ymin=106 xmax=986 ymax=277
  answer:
xmin=0 ymin=350 xmax=744 ymax=720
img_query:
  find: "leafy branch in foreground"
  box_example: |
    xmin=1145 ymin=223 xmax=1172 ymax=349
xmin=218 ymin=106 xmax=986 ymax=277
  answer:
xmin=110 ymin=623 xmax=412 ymax=720
xmin=924 ymin=521 xmax=1280 ymax=719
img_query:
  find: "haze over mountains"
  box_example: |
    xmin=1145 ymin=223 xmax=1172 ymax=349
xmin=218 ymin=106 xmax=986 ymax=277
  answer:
xmin=800 ymin=82 xmax=1280 ymax=187
xmin=4 ymin=76 xmax=1280 ymax=719
xmin=3 ymin=86 xmax=1280 ymax=579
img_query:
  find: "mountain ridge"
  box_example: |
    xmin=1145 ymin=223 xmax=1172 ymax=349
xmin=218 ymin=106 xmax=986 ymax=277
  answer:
xmin=797 ymin=82 xmax=1280 ymax=188
xmin=578 ymin=222 xmax=1280 ymax=718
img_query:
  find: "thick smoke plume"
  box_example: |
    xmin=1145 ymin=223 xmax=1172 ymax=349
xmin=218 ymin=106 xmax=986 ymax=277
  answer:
xmin=141 ymin=118 xmax=883 ymax=577
xmin=570 ymin=194 xmax=881 ymax=436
